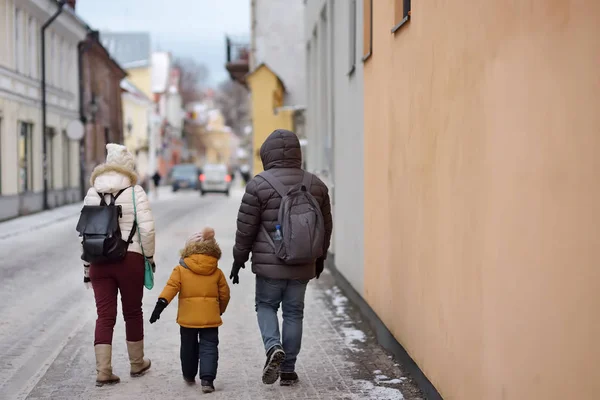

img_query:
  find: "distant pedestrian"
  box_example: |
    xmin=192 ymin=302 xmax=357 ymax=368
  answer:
xmin=239 ymin=164 xmax=251 ymax=185
xmin=149 ymin=227 xmax=231 ymax=394
xmin=152 ymin=171 xmax=161 ymax=199
xmin=78 ymin=144 xmax=155 ymax=386
xmin=231 ymin=129 xmax=333 ymax=386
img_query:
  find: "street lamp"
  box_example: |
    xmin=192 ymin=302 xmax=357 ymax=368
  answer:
xmin=126 ymin=119 xmax=133 ymax=137
xmin=87 ymin=95 xmax=98 ymax=123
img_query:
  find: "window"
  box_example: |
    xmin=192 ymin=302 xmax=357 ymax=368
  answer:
xmin=349 ymin=0 xmax=357 ymax=74
xmin=28 ymin=17 xmax=36 ymax=77
xmin=49 ymin=32 xmax=55 ymax=86
xmin=362 ymin=0 xmax=372 ymax=61
xmin=14 ymin=8 xmax=21 ymax=72
xmin=59 ymin=38 xmax=64 ymax=88
xmin=46 ymin=127 xmax=56 ymax=189
xmin=18 ymin=122 xmax=33 ymax=193
xmin=62 ymin=130 xmax=70 ymax=188
xmin=392 ymin=0 xmax=411 ymax=33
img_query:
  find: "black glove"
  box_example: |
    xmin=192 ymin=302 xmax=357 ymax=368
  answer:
xmin=149 ymin=298 xmax=168 ymax=324
xmin=316 ymin=258 xmax=325 ymax=279
xmin=229 ymin=262 xmax=245 ymax=284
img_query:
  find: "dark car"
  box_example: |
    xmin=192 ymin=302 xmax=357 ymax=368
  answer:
xmin=171 ymin=164 xmax=200 ymax=192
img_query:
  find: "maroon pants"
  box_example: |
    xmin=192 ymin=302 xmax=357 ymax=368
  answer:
xmin=90 ymin=252 xmax=145 ymax=345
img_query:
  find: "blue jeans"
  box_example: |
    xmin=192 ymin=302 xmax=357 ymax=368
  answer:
xmin=255 ymin=276 xmax=309 ymax=373
xmin=180 ymin=327 xmax=219 ymax=381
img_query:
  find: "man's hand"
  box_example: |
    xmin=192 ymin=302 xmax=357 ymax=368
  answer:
xmin=229 ymin=262 xmax=245 ymax=284
xmin=316 ymin=258 xmax=325 ymax=279
xmin=149 ymin=298 xmax=168 ymax=324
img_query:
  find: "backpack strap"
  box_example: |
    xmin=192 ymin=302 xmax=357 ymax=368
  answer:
xmin=301 ymin=172 xmax=313 ymax=192
xmin=98 ymin=188 xmax=128 ymax=206
xmin=258 ymin=170 xmax=288 ymax=198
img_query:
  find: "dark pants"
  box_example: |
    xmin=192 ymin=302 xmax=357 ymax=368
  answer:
xmin=90 ymin=252 xmax=145 ymax=345
xmin=180 ymin=326 xmax=219 ymax=381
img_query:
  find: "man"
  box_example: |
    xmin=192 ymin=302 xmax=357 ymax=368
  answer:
xmin=231 ymin=129 xmax=333 ymax=386
xmin=151 ymin=171 xmax=161 ymax=199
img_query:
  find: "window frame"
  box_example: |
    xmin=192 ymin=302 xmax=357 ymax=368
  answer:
xmin=362 ymin=0 xmax=372 ymax=62
xmin=392 ymin=0 xmax=411 ymax=33
xmin=62 ymin=130 xmax=70 ymax=189
xmin=46 ymin=127 xmax=56 ymax=190
xmin=18 ymin=121 xmax=33 ymax=193
xmin=14 ymin=7 xmax=21 ymax=72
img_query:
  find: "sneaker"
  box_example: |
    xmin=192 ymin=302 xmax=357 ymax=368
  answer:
xmin=183 ymin=375 xmax=195 ymax=385
xmin=201 ymin=379 xmax=215 ymax=393
xmin=280 ymin=371 xmax=299 ymax=386
xmin=262 ymin=345 xmax=286 ymax=385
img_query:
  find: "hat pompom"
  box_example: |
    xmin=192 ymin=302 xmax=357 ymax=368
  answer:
xmin=201 ymin=227 xmax=215 ymax=241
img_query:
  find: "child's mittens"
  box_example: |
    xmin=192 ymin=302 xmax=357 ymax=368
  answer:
xmin=150 ymin=298 xmax=168 ymax=324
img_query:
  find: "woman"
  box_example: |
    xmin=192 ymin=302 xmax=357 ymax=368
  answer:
xmin=82 ymin=144 xmax=155 ymax=386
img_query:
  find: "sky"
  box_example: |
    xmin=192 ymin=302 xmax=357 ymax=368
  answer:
xmin=76 ymin=0 xmax=250 ymax=87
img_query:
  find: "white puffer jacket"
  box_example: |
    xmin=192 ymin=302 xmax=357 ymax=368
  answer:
xmin=83 ymin=164 xmax=155 ymax=259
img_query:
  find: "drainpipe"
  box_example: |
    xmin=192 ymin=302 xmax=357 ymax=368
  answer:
xmin=77 ymin=39 xmax=89 ymax=200
xmin=41 ymin=0 xmax=66 ymax=210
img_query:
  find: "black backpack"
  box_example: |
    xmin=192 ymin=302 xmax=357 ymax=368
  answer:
xmin=76 ymin=188 xmax=137 ymax=265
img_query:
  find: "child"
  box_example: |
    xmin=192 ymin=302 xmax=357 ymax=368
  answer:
xmin=150 ymin=227 xmax=230 ymax=393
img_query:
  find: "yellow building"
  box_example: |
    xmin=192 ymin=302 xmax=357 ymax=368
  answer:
xmin=246 ymin=64 xmax=294 ymax=174
xmin=361 ymin=1 xmax=600 ymax=399
xmin=121 ymin=79 xmax=153 ymax=181
xmin=126 ymin=66 xmax=153 ymax=100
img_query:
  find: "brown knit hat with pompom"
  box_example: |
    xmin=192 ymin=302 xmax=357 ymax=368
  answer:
xmin=181 ymin=227 xmax=221 ymax=259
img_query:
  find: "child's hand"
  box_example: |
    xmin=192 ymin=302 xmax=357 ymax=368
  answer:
xmin=149 ymin=298 xmax=168 ymax=323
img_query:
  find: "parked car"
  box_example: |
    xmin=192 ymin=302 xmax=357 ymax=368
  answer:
xmin=171 ymin=164 xmax=200 ymax=192
xmin=199 ymin=164 xmax=232 ymax=196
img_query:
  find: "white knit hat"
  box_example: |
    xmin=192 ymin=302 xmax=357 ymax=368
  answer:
xmin=105 ymin=143 xmax=135 ymax=171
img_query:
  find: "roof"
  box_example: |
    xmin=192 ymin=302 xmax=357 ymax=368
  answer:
xmin=120 ymin=79 xmax=152 ymax=102
xmin=100 ymin=32 xmax=151 ymax=69
xmin=246 ymin=63 xmax=286 ymax=92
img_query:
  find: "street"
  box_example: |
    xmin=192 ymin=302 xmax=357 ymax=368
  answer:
xmin=0 ymin=185 xmax=422 ymax=400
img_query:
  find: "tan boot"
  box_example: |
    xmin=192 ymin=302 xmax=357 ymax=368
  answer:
xmin=94 ymin=345 xmax=120 ymax=387
xmin=126 ymin=340 xmax=151 ymax=377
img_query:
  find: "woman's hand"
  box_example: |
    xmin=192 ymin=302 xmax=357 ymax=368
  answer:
xmin=83 ymin=265 xmax=91 ymax=289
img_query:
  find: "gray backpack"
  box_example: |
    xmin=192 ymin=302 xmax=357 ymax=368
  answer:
xmin=259 ymin=170 xmax=325 ymax=265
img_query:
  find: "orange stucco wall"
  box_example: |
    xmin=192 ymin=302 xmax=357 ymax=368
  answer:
xmin=363 ymin=1 xmax=600 ymax=399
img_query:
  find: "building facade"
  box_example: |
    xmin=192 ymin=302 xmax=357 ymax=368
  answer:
xmin=306 ymin=0 xmax=600 ymax=399
xmin=246 ymin=0 xmax=306 ymax=175
xmin=121 ymin=78 xmax=153 ymax=184
xmin=80 ymin=30 xmax=127 ymax=188
xmin=0 ymin=0 xmax=86 ymax=220
xmin=305 ymin=0 xmax=365 ymax=269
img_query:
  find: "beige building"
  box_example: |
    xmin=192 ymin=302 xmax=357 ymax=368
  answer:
xmin=121 ymin=79 xmax=153 ymax=183
xmin=307 ymin=0 xmax=600 ymax=399
xmin=0 ymin=0 xmax=86 ymax=220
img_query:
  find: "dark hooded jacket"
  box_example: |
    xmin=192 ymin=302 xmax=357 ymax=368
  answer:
xmin=233 ymin=129 xmax=333 ymax=280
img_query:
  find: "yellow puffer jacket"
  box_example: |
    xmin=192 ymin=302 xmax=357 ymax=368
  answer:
xmin=159 ymin=239 xmax=230 ymax=329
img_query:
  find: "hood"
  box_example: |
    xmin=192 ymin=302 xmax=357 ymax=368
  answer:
xmin=180 ymin=238 xmax=222 ymax=276
xmin=260 ymin=129 xmax=302 ymax=170
xmin=90 ymin=164 xmax=138 ymax=193
xmin=180 ymin=254 xmax=218 ymax=276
